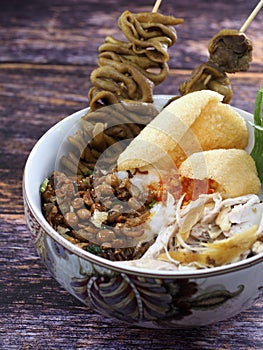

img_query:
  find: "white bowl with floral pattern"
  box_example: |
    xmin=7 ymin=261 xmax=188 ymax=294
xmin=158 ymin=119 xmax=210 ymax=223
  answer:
xmin=23 ymin=96 xmax=263 ymax=328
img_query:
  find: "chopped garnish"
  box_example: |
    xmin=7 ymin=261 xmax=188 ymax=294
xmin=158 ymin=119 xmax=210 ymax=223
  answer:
xmin=251 ymin=87 xmax=263 ymax=182
xmin=85 ymin=244 xmax=102 ymax=255
xmin=148 ymin=200 xmax=157 ymax=209
xmin=39 ymin=178 xmax=49 ymax=193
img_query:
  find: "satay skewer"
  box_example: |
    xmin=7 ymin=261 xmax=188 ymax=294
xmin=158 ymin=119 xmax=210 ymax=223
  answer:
xmin=207 ymin=0 xmax=263 ymax=53
xmin=202 ymin=1 xmax=263 ymax=88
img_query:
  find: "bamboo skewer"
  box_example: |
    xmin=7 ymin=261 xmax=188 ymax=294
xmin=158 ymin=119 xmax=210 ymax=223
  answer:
xmin=203 ymin=74 xmax=212 ymax=86
xmin=152 ymin=0 xmax=162 ymax=13
xmin=240 ymin=0 xmax=263 ymax=32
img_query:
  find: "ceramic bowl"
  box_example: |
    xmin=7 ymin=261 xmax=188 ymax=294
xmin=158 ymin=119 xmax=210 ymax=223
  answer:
xmin=23 ymin=96 xmax=263 ymax=328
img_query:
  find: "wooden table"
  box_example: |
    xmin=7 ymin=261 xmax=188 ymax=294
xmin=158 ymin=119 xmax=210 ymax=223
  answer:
xmin=1 ymin=0 xmax=263 ymax=348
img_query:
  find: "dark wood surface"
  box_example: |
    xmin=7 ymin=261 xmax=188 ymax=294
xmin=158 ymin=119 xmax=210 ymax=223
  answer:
xmin=1 ymin=0 xmax=263 ymax=348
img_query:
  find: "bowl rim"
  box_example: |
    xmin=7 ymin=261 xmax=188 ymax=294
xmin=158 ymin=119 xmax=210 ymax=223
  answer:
xmin=23 ymin=95 xmax=263 ymax=278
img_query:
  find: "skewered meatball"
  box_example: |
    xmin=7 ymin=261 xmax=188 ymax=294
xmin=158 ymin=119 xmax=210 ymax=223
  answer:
xmin=208 ymin=29 xmax=253 ymax=73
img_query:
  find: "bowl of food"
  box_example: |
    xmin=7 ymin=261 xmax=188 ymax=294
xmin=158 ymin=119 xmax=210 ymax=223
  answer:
xmin=23 ymin=90 xmax=263 ymax=328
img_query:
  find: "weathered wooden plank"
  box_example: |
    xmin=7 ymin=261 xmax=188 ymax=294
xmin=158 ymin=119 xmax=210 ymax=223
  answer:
xmin=1 ymin=64 xmax=262 ymax=124
xmin=0 ymin=0 xmax=262 ymax=71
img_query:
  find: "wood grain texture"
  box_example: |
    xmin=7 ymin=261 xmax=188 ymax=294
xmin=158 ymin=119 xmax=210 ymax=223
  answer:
xmin=1 ymin=0 xmax=263 ymax=348
xmin=1 ymin=0 xmax=263 ymax=71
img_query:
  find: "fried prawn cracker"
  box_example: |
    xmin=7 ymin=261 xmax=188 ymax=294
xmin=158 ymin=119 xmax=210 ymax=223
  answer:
xmin=179 ymin=149 xmax=261 ymax=198
xmin=117 ymin=90 xmax=248 ymax=173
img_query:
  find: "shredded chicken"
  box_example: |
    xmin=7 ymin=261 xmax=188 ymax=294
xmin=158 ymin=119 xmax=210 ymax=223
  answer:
xmin=115 ymin=193 xmax=263 ymax=270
